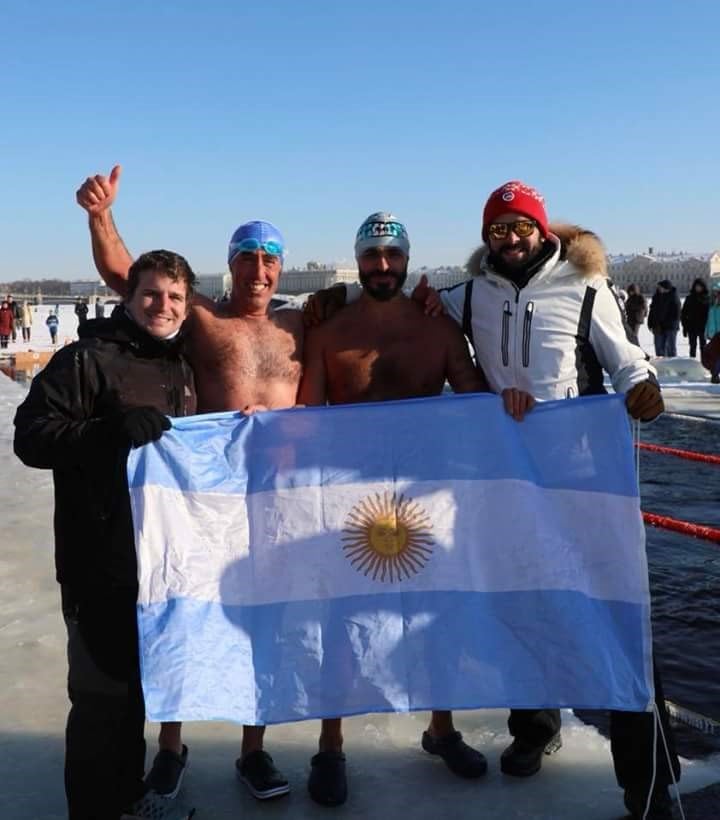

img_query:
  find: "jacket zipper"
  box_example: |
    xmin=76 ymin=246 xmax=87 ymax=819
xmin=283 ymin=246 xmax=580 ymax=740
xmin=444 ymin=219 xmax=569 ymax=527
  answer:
xmin=169 ymin=359 xmax=181 ymax=416
xmin=522 ymin=301 xmax=534 ymax=367
xmin=501 ymin=300 xmax=511 ymax=366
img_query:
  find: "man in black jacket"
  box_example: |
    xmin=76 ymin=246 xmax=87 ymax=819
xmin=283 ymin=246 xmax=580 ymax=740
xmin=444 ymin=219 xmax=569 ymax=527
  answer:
xmin=74 ymin=296 xmax=90 ymax=328
xmin=680 ymin=278 xmax=710 ymax=359
xmin=14 ymin=250 xmax=197 ymax=820
xmin=624 ymin=283 xmax=647 ymax=347
xmin=648 ymin=280 xmax=681 ymax=357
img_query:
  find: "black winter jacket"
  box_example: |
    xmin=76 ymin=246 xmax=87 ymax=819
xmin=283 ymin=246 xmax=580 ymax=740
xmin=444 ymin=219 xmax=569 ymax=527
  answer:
xmin=14 ymin=307 xmax=197 ymax=596
xmin=625 ymin=293 xmax=647 ymax=329
xmin=648 ymin=287 xmax=681 ymax=333
xmin=681 ymin=287 xmax=710 ymax=335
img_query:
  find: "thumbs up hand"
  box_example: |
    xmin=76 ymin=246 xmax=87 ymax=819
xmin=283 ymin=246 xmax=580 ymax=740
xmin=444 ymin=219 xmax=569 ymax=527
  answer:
xmin=411 ymin=274 xmax=444 ymax=316
xmin=76 ymin=165 xmax=122 ymax=215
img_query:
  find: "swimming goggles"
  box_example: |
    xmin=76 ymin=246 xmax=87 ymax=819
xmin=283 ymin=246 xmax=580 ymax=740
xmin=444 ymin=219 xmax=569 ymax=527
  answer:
xmin=229 ymin=238 xmax=284 ymax=258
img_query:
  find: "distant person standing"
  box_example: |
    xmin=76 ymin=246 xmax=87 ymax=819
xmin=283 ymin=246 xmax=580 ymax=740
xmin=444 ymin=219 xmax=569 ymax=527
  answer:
xmin=46 ymin=312 xmax=59 ymax=345
xmin=74 ymin=297 xmax=89 ymax=328
xmin=680 ymin=278 xmax=710 ymax=359
xmin=704 ymin=283 xmax=720 ymax=383
xmin=95 ymin=298 xmax=106 ymax=319
xmin=20 ymin=301 xmax=33 ymax=342
xmin=0 ymin=300 xmax=14 ymax=348
xmin=624 ymin=284 xmax=647 ymax=346
xmin=7 ymin=295 xmax=21 ymax=342
xmin=647 ymin=280 xmax=680 ymax=357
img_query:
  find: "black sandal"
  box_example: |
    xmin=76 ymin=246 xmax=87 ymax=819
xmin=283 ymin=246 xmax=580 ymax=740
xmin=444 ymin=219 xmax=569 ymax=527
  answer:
xmin=421 ymin=730 xmax=487 ymax=778
xmin=308 ymin=750 xmax=348 ymax=806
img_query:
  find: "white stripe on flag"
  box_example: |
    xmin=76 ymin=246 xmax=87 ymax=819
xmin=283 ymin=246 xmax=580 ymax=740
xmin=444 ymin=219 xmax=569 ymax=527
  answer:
xmin=133 ymin=478 xmax=647 ymax=608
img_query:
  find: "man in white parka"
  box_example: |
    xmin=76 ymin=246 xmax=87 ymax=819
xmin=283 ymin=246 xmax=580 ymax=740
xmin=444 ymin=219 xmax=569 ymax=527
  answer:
xmin=442 ymin=180 xmax=661 ymax=413
xmin=434 ymin=181 xmax=678 ymax=820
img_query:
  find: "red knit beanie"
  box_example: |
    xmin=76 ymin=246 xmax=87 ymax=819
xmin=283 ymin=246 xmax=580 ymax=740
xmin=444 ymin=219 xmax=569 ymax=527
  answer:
xmin=482 ymin=181 xmax=548 ymax=241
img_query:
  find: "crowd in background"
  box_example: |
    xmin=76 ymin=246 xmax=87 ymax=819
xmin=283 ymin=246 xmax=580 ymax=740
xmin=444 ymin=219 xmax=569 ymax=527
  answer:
xmin=0 ymin=295 xmax=109 ymax=347
xmin=621 ymin=278 xmax=720 ymax=383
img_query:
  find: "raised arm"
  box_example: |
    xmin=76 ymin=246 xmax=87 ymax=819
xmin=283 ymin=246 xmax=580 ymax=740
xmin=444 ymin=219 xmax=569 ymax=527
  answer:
xmin=76 ymin=165 xmax=133 ymax=298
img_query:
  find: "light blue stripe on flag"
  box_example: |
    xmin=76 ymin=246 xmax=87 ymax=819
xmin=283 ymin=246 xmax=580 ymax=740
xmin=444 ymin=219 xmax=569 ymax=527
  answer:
xmin=128 ymin=393 xmax=654 ymax=725
xmin=128 ymin=393 xmax=639 ymax=497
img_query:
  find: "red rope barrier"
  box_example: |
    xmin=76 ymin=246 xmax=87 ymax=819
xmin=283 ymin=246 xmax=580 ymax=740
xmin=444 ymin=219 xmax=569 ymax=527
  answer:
xmin=642 ymin=512 xmax=720 ymax=544
xmin=636 ymin=442 xmax=720 ymax=465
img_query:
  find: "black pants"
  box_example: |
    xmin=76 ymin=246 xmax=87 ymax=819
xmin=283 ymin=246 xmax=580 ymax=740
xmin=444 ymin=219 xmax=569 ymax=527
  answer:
xmin=508 ymin=660 xmax=680 ymax=790
xmin=688 ymin=331 xmax=706 ymax=359
xmin=62 ymin=587 xmax=147 ymax=820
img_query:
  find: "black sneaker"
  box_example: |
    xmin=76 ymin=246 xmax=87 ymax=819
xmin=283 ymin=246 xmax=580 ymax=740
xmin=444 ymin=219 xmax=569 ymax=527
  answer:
xmin=623 ymin=784 xmax=673 ymax=819
xmin=500 ymin=732 xmax=562 ymax=777
xmin=121 ymin=790 xmax=196 ymax=819
xmin=236 ymin=750 xmax=290 ymax=800
xmin=308 ymin=751 xmax=348 ymax=806
xmin=421 ymin=730 xmax=487 ymax=778
xmin=146 ymin=745 xmax=189 ymax=799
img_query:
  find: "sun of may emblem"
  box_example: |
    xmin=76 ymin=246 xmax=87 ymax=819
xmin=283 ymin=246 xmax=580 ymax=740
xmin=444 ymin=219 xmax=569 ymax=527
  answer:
xmin=341 ymin=491 xmax=434 ymax=583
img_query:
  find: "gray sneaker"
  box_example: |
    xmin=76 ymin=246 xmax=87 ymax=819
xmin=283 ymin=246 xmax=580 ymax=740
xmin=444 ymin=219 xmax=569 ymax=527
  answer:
xmin=121 ymin=790 xmax=196 ymax=820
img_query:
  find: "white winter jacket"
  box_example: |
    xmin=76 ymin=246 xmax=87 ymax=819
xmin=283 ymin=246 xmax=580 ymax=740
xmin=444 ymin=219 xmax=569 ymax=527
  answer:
xmin=441 ymin=225 xmax=656 ymax=401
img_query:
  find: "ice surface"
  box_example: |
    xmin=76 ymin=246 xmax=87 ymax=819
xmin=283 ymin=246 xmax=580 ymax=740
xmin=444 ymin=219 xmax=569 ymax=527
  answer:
xmin=1 ymin=369 xmax=719 ymax=818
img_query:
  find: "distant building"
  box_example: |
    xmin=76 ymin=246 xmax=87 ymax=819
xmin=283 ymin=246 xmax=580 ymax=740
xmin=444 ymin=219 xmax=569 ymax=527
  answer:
xmin=69 ymin=280 xmax=114 ymax=297
xmin=195 ymin=273 xmax=232 ymax=300
xmin=408 ymin=267 xmax=467 ymax=290
xmin=278 ymin=266 xmax=357 ymax=295
xmin=608 ymin=250 xmax=720 ymax=293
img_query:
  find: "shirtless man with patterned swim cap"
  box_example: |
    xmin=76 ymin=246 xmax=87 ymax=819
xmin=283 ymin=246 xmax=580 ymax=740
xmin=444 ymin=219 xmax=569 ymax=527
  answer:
xmin=77 ymin=166 xmax=301 ymax=803
xmin=298 ymin=211 xmax=496 ymax=807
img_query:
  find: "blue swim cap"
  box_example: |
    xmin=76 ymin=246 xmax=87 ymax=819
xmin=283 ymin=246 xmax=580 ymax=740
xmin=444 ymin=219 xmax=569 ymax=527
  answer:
xmin=354 ymin=212 xmax=410 ymax=258
xmin=228 ymin=221 xmax=286 ymax=265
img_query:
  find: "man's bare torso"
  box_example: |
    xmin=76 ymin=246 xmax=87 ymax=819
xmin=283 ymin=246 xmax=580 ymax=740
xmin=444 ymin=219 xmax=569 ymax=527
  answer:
xmin=187 ymin=301 xmax=303 ymax=412
xmin=313 ymin=297 xmax=480 ymax=405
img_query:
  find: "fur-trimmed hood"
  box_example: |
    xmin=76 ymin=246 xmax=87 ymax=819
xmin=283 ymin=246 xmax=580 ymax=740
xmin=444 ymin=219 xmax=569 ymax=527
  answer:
xmin=466 ymin=223 xmax=607 ymax=280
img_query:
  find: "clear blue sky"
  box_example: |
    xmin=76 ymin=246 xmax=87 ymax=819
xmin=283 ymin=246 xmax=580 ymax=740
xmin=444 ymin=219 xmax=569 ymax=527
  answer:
xmin=2 ymin=1 xmax=719 ymax=279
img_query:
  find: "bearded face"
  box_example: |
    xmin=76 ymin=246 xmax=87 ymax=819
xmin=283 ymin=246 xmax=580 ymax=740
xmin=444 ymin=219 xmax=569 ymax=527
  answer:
xmin=486 ymin=213 xmax=545 ymax=273
xmin=357 ymin=247 xmax=408 ymax=302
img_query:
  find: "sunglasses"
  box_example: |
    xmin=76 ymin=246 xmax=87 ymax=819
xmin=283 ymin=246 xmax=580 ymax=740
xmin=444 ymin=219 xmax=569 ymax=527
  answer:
xmin=230 ymin=238 xmax=284 ymax=257
xmin=487 ymin=220 xmax=537 ymax=240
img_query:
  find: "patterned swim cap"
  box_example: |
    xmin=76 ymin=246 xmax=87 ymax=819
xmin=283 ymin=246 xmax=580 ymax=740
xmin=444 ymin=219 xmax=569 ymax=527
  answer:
xmin=354 ymin=212 xmax=410 ymax=258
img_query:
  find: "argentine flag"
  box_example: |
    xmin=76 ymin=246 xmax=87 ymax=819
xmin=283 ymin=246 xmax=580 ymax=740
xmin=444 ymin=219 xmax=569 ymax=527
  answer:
xmin=128 ymin=393 xmax=654 ymax=725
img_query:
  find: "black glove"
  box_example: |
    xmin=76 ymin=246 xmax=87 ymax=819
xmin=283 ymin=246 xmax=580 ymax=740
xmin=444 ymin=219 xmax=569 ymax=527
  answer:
xmin=117 ymin=406 xmax=171 ymax=448
xmin=625 ymin=381 xmax=664 ymax=422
